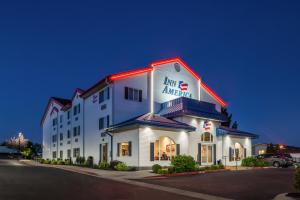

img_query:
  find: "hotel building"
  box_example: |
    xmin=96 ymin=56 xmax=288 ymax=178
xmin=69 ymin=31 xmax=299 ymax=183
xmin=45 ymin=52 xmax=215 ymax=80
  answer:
xmin=41 ymin=57 xmax=258 ymax=168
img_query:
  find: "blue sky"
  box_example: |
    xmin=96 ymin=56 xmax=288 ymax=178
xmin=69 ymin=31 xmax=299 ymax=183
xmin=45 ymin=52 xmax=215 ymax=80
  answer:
xmin=0 ymin=0 xmax=299 ymax=146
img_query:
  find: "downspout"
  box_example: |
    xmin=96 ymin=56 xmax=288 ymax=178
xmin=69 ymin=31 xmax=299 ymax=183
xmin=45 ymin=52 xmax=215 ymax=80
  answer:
xmin=82 ymin=99 xmax=85 ymax=158
xmin=105 ymin=131 xmax=113 ymax=162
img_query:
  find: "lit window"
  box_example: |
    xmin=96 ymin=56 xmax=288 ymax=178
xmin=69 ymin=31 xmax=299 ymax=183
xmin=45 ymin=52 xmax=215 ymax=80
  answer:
xmin=258 ymin=149 xmax=265 ymax=155
xmin=118 ymin=142 xmax=132 ymax=156
xmin=153 ymin=137 xmax=177 ymax=161
xmin=201 ymin=132 xmax=213 ymax=142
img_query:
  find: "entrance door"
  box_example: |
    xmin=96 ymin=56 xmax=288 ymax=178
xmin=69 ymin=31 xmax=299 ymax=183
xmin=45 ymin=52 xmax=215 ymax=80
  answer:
xmin=102 ymin=143 xmax=108 ymax=162
xmin=201 ymin=144 xmax=213 ymax=165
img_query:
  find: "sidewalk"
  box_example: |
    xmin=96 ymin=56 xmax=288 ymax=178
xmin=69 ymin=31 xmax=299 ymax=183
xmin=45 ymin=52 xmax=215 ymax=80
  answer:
xmin=21 ymin=159 xmax=157 ymax=179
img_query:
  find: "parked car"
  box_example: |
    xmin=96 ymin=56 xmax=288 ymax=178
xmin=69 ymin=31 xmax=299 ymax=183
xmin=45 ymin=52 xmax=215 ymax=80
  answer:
xmin=294 ymin=162 xmax=300 ymax=169
xmin=257 ymin=153 xmax=294 ymax=168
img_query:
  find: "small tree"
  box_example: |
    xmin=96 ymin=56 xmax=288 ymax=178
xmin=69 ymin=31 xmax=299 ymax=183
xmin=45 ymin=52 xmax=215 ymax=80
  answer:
xmin=232 ymin=121 xmax=238 ymax=129
xmin=294 ymin=168 xmax=300 ymax=192
xmin=21 ymin=148 xmax=32 ymax=159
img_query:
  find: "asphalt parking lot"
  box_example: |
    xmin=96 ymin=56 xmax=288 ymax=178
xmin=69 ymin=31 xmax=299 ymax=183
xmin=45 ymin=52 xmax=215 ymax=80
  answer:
xmin=139 ymin=168 xmax=296 ymax=200
xmin=0 ymin=159 xmax=197 ymax=200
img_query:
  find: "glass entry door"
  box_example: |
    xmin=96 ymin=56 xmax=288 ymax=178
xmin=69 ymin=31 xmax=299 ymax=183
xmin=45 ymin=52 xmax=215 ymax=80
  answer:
xmin=201 ymin=144 xmax=213 ymax=164
xmin=100 ymin=143 xmax=108 ymax=162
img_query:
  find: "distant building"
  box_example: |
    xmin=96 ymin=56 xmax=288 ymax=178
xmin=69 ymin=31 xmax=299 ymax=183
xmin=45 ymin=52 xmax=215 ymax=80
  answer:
xmin=41 ymin=57 xmax=259 ymax=168
xmin=0 ymin=146 xmax=20 ymax=159
xmin=253 ymin=143 xmax=300 ymax=162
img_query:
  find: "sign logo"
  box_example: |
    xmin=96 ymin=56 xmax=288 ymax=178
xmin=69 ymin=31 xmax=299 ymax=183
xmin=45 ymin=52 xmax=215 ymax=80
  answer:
xmin=203 ymin=120 xmax=212 ymax=131
xmin=162 ymin=76 xmax=192 ymax=98
xmin=178 ymin=81 xmax=188 ymax=91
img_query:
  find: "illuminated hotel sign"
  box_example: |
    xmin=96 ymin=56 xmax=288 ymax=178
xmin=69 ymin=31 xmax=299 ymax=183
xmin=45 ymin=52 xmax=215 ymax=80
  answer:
xmin=162 ymin=76 xmax=192 ymax=98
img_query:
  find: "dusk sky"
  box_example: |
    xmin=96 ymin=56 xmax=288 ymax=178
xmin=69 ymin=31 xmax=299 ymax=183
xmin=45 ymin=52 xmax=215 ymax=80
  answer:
xmin=0 ymin=1 xmax=299 ymax=146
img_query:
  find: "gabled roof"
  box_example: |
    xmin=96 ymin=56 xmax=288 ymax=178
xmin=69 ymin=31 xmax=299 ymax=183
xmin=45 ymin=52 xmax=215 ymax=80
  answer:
xmin=40 ymin=97 xmax=71 ymax=126
xmin=217 ymin=126 xmax=259 ymax=139
xmin=108 ymin=113 xmax=196 ymax=132
xmin=80 ymin=57 xmax=226 ymax=106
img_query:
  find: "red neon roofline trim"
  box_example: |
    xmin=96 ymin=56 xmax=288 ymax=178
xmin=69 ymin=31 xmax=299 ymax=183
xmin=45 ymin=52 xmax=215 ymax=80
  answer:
xmin=201 ymin=82 xmax=227 ymax=107
xmin=150 ymin=57 xmax=201 ymax=80
xmin=109 ymin=67 xmax=153 ymax=81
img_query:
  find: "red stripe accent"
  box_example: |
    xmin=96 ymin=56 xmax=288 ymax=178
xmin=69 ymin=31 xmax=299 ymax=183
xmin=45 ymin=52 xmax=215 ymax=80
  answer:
xmin=151 ymin=57 xmax=201 ymax=80
xmin=201 ymin=82 xmax=227 ymax=107
xmin=109 ymin=67 xmax=153 ymax=81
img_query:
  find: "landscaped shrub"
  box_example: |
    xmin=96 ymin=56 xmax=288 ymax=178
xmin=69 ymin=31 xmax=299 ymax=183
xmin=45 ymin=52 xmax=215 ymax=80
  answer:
xmin=115 ymin=162 xmax=128 ymax=171
xmin=85 ymin=156 xmax=94 ymax=168
xmin=210 ymin=165 xmax=219 ymax=170
xmin=294 ymin=168 xmax=300 ymax=191
xmin=110 ymin=160 xmax=122 ymax=169
xmin=99 ymin=162 xmax=110 ymax=170
xmin=75 ymin=157 xmax=85 ymax=165
xmin=51 ymin=159 xmax=57 ymax=165
xmin=44 ymin=159 xmax=51 ymax=164
xmin=152 ymin=164 xmax=162 ymax=173
xmin=218 ymin=164 xmax=225 ymax=169
xmin=157 ymin=168 xmax=168 ymax=175
xmin=57 ymin=159 xmax=65 ymax=165
xmin=171 ymin=155 xmax=196 ymax=173
xmin=167 ymin=166 xmax=175 ymax=174
xmin=64 ymin=158 xmax=73 ymax=165
xmin=39 ymin=158 xmax=45 ymax=164
xmin=242 ymin=157 xmax=268 ymax=167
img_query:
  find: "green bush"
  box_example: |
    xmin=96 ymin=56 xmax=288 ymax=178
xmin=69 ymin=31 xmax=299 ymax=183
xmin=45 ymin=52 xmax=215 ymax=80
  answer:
xmin=210 ymin=165 xmax=219 ymax=170
xmin=294 ymin=168 xmax=300 ymax=191
xmin=57 ymin=159 xmax=65 ymax=165
xmin=39 ymin=158 xmax=45 ymax=164
xmin=242 ymin=157 xmax=268 ymax=167
xmin=152 ymin=164 xmax=162 ymax=173
xmin=99 ymin=162 xmax=110 ymax=170
xmin=218 ymin=164 xmax=225 ymax=169
xmin=51 ymin=159 xmax=57 ymax=165
xmin=44 ymin=159 xmax=51 ymax=164
xmin=64 ymin=158 xmax=73 ymax=165
xmin=157 ymin=168 xmax=168 ymax=174
xmin=110 ymin=160 xmax=122 ymax=169
xmin=167 ymin=166 xmax=175 ymax=174
xmin=75 ymin=157 xmax=86 ymax=165
xmin=171 ymin=155 xmax=196 ymax=173
xmin=85 ymin=156 xmax=94 ymax=168
xmin=115 ymin=162 xmax=129 ymax=171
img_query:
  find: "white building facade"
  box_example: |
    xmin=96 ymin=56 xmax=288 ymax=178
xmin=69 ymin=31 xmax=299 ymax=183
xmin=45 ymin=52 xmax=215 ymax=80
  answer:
xmin=41 ymin=57 xmax=258 ymax=168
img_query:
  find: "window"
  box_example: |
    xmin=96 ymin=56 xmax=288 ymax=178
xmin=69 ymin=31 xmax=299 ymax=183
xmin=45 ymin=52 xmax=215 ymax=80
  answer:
xmin=99 ymin=118 xmax=104 ymax=130
xmin=60 ymin=150 xmax=63 ymax=159
xmin=73 ymin=126 xmax=80 ymax=137
xmin=59 ymin=115 xmax=63 ymax=123
xmin=60 ymin=133 xmax=63 ymax=141
xmin=258 ymin=149 xmax=265 ymax=155
xmin=52 ymin=151 xmax=57 ymax=159
xmin=67 ymin=149 xmax=71 ymax=158
xmin=124 ymin=87 xmax=142 ymax=102
xmin=117 ymin=142 xmax=132 ymax=156
xmin=73 ymin=104 xmax=80 ymax=116
xmin=201 ymin=132 xmax=213 ymax=142
xmin=73 ymin=148 xmax=80 ymax=157
xmin=229 ymin=143 xmax=246 ymax=161
xmin=99 ymin=115 xmax=110 ymax=130
xmin=52 ymin=118 xmax=58 ymax=126
xmin=99 ymin=87 xmax=110 ymax=104
xmin=52 ymin=134 xmax=57 ymax=143
xmin=67 ymin=111 xmax=71 ymax=120
xmin=153 ymin=137 xmax=176 ymax=161
xmin=67 ymin=130 xmax=71 ymax=138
